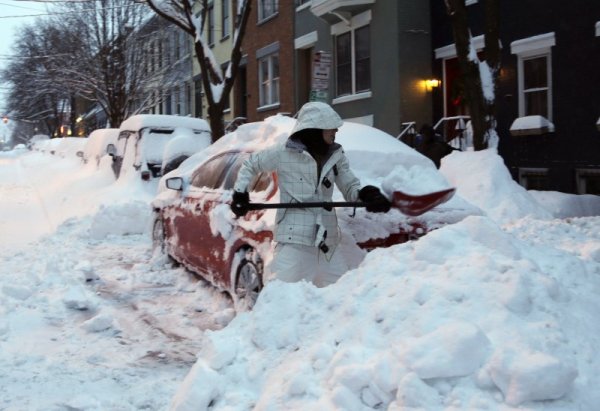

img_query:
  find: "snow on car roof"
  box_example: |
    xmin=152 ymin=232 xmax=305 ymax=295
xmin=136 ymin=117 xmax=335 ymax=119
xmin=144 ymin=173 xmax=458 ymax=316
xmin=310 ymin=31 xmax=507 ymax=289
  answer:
xmin=83 ymin=128 xmax=119 ymax=161
xmin=119 ymin=114 xmax=210 ymax=133
xmin=162 ymin=114 xmax=450 ymax=196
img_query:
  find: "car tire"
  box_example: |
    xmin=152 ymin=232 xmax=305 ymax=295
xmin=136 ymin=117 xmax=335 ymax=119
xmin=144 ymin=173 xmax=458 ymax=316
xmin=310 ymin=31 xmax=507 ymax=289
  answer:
xmin=233 ymin=248 xmax=263 ymax=311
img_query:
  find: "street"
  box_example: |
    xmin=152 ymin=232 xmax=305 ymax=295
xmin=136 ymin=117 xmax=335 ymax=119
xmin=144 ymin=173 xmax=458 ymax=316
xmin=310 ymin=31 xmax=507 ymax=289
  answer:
xmin=0 ymin=151 xmax=234 ymax=409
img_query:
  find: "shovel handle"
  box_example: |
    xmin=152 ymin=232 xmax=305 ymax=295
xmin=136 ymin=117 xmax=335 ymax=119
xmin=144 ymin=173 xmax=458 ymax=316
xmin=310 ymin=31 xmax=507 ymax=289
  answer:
xmin=247 ymin=201 xmax=367 ymax=210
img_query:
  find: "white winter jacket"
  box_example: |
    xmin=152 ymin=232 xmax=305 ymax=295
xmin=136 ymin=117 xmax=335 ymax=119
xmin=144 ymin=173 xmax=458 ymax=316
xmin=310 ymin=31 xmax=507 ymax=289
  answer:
xmin=234 ymin=138 xmax=361 ymax=251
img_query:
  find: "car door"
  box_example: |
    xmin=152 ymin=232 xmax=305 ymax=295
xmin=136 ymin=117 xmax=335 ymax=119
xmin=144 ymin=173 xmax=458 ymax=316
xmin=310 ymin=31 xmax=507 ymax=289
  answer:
xmin=167 ymin=150 xmax=275 ymax=290
xmin=112 ymin=131 xmax=133 ymax=178
xmin=168 ymin=151 xmax=238 ymax=288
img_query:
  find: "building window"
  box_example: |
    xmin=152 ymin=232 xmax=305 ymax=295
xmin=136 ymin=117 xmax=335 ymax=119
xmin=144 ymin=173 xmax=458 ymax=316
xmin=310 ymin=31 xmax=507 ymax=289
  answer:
xmin=207 ymin=2 xmax=215 ymax=46
xmin=576 ymin=169 xmax=600 ymax=195
xmin=511 ymin=32 xmax=555 ymax=121
xmin=332 ymin=13 xmax=371 ymax=97
xmin=194 ymin=79 xmax=203 ymax=117
xmin=522 ymin=56 xmax=550 ymax=118
xmin=258 ymin=53 xmax=280 ymax=107
xmin=221 ymin=0 xmax=230 ymax=39
xmin=519 ymin=168 xmax=550 ymax=191
xmin=174 ymin=31 xmax=181 ymax=61
xmin=258 ymin=0 xmax=278 ymax=22
xmin=185 ymin=83 xmax=192 ymax=116
xmin=296 ymin=0 xmax=311 ymax=8
xmin=174 ymin=87 xmax=181 ymax=115
xmin=165 ymin=91 xmax=172 ymax=115
xmin=221 ymin=62 xmax=231 ymax=111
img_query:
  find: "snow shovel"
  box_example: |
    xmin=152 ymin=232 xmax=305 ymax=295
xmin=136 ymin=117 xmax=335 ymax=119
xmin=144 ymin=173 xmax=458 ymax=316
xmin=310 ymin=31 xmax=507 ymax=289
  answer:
xmin=246 ymin=187 xmax=456 ymax=217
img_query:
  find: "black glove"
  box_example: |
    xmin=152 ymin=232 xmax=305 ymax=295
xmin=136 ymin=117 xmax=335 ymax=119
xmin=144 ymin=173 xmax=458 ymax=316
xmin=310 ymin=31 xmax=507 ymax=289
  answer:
xmin=231 ymin=191 xmax=250 ymax=217
xmin=359 ymin=185 xmax=391 ymax=213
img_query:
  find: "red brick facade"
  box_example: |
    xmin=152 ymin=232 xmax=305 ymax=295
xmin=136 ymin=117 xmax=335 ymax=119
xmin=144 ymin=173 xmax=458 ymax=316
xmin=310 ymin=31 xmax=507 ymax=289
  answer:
xmin=240 ymin=2 xmax=295 ymax=122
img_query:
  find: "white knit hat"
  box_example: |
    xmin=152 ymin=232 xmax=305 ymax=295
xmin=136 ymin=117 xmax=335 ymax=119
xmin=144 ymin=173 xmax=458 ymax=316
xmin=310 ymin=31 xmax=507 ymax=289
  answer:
xmin=290 ymin=102 xmax=343 ymax=135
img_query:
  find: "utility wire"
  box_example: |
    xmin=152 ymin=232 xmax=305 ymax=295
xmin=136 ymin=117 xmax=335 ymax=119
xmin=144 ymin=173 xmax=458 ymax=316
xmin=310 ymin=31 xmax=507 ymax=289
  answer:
xmin=0 ymin=3 xmax=137 ymax=18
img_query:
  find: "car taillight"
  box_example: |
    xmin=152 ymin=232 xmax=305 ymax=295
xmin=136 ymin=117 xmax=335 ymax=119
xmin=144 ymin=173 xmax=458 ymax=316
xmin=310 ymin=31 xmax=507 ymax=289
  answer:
xmin=141 ymin=171 xmax=151 ymax=181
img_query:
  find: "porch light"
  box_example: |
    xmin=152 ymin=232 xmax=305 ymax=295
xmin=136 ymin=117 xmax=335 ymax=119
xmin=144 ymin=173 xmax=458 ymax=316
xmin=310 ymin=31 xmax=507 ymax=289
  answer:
xmin=425 ymin=79 xmax=441 ymax=91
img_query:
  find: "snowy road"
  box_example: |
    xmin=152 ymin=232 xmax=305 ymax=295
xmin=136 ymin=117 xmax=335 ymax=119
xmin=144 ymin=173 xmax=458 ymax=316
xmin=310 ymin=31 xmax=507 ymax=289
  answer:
xmin=0 ymin=155 xmax=54 ymax=249
xmin=0 ymin=151 xmax=234 ymax=409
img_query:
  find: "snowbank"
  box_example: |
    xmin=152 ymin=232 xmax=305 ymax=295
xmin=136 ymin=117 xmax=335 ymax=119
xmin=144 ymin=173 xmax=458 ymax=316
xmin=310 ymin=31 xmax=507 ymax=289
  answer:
xmin=170 ymin=214 xmax=598 ymax=410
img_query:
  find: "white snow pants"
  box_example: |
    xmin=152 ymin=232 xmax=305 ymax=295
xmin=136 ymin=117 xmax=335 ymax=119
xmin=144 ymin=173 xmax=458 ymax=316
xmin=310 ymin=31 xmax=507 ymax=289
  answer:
xmin=269 ymin=243 xmax=350 ymax=288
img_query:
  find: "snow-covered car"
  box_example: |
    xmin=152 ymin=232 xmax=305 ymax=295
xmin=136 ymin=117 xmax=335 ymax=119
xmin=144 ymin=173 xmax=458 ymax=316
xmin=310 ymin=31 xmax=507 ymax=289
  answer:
xmin=160 ymin=127 xmax=212 ymax=176
xmin=82 ymin=128 xmax=119 ymax=167
xmin=151 ymin=115 xmax=475 ymax=306
xmin=32 ymin=137 xmax=87 ymax=158
xmin=109 ymin=114 xmax=211 ymax=181
xmin=28 ymin=134 xmax=51 ymax=151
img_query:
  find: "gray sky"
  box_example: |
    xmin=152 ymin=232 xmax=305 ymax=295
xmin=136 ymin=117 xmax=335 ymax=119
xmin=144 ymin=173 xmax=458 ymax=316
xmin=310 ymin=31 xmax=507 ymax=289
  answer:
xmin=0 ymin=1 xmax=49 ymax=114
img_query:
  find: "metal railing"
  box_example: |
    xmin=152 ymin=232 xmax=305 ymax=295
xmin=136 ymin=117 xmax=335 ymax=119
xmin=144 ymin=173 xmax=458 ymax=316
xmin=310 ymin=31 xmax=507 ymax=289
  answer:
xmin=433 ymin=115 xmax=471 ymax=150
xmin=397 ymin=122 xmax=418 ymax=147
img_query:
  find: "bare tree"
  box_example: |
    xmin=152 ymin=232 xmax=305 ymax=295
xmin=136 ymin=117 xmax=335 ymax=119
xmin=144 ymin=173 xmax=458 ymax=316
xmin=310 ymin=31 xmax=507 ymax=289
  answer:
xmin=145 ymin=0 xmax=252 ymax=140
xmin=56 ymin=0 xmax=151 ymax=127
xmin=2 ymin=1 xmax=169 ymax=134
xmin=1 ymin=22 xmax=75 ymax=137
xmin=445 ymin=0 xmax=500 ymax=150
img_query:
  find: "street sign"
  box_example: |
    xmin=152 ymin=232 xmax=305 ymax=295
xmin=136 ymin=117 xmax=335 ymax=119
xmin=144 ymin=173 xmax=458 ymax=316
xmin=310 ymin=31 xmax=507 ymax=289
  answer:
xmin=310 ymin=51 xmax=332 ymax=102
xmin=309 ymin=90 xmax=328 ymax=102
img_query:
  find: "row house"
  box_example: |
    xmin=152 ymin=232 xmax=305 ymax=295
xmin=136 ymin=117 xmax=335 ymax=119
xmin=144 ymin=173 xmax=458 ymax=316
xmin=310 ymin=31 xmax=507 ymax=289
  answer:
xmin=193 ymin=0 xmax=237 ymax=121
xmin=294 ymin=0 xmax=433 ymax=137
xmin=144 ymin=1 xmax=598 ymax=195
xmin=229 ymin=0 xmax=434 ymax=135
xmin=135 ymin=15 xmax=194 ymax=117
xmin=431 ymin=1 xmax=600 ymax=194
xmin=185 ymin=0 xmax=434 ymax=135
xmin=238 ymin=0 xmax=296 ymax=122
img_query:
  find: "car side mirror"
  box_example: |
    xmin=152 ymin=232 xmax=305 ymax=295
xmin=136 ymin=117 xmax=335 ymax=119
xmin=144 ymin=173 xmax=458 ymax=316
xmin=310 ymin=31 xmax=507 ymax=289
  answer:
xmin=165 ymin=177 xmax=184 ymax=191
xmin=106 ymin=143 xmax=116 ymax=156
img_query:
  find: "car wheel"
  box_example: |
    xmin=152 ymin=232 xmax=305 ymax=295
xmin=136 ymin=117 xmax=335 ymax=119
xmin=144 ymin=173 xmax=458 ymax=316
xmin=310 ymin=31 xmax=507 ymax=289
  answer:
xmin=233 ymin=248 xmax=263 ymax=311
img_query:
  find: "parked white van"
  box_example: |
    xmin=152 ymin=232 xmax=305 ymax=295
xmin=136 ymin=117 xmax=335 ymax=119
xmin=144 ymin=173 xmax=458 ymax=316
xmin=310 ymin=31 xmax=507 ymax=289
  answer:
xmin=108 ymin=115 xmax=211 ymax=181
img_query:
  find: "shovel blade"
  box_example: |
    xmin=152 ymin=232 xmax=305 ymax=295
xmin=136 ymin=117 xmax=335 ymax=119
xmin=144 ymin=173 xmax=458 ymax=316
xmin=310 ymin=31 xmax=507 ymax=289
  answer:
xmin=391 ymin=187 xmax=456 ymax=216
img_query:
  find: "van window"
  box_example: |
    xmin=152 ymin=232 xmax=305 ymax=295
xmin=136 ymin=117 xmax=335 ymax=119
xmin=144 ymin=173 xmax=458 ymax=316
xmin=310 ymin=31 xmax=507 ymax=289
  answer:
xmin=144 ymin=128 xmax=176 ymax=164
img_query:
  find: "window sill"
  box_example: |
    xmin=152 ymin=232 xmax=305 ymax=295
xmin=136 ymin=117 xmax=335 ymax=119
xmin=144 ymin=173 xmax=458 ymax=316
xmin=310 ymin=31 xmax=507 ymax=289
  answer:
xmin=220 ymin=34 xmax=230 ymax=43
xmin=509 ymin=115 xmax=555 ymax=136
xmin=296 ymin=2 xmax=311 ymax=12
xmin=258 ymin=13 xmax=278 ymax=26
xmin=257 ymin=103 xmax=280 ymax=112
xmin=332 ymin=91 xmax=372 ymax=105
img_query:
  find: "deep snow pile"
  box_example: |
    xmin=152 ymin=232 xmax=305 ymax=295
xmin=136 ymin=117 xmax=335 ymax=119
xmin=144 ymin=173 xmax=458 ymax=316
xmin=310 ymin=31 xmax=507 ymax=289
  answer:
xmin=1 ymin=131 xmax=600 ymax=410
xmin=170 ymin=150 xmax=600 ymax=411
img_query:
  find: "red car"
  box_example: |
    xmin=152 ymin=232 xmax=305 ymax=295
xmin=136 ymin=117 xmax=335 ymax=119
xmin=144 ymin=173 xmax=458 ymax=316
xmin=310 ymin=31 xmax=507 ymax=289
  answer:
xmin=151 ymin=116 xmax=473 ymax=307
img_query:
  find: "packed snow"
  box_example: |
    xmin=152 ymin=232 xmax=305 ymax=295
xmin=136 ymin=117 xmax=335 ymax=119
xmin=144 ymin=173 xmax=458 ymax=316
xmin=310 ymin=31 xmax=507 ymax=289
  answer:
xmin=1 ymin=118 xmax=599 ymax=411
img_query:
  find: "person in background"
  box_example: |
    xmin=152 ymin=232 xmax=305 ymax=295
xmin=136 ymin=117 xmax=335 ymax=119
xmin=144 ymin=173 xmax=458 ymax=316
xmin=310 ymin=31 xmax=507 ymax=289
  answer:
xmin=417 ymin=124 xmax=458 ymax=168
xmin=231 ymin=102 xmax=390 ymax=287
